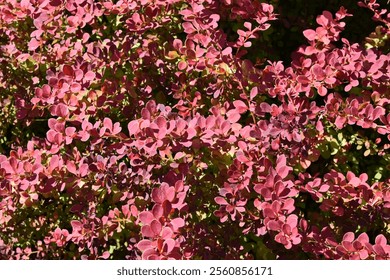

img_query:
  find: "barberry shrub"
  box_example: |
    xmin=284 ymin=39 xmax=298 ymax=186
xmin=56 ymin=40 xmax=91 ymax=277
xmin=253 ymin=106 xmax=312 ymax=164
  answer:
xmin=0 ymin=0 xmax=389 ymax=260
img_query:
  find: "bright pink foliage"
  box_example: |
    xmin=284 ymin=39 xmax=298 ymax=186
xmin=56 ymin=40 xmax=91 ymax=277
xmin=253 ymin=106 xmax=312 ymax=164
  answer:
xmin=0 ymin=0 xmax=390 ymax=259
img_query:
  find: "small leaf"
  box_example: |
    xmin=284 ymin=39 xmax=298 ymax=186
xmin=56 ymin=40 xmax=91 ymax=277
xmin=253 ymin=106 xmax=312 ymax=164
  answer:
xmin=84 ymin=71 xmax=95 ymax=81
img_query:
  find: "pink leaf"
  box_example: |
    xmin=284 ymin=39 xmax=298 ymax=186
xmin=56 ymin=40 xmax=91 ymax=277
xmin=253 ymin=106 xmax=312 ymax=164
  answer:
xmin=267 ymin=220 xmax=281 ymax=231
xmin=244 ymin=22 xmax=252 ymax=30
xmin=112 ymin=122 xmax=121 ymax=134
xmin=226 ymin=109 xmax=241 ymax=123
xmin=139 ymin=211 xmax=154 ymax=224
xmin=250 ymin=87 xmax=258 ymax=99
xmin=375 ymin=235 xmax=387 ymax=246
xmin=170 ymin=218 xmax=185 ymax=231
xmin=79 ymin=164 xmax=88 ymax=177
xmin=303 ymin=29 xmax=316 ymax=41
xmin=357 ymin=233 xmax=369 ymax=244
xmin=222 ymin=47 xmax=232 ymax=56
xmin=142 ymin=248 xmax=158 ymax=259
xmin=297 ymin=75 xmax=311 ymax=84
xmin=71 ymin=220 xmax=82 ymax=231
xmin=103 ymin=118 xmax=113 ymax=131
xmin=66 ymin=161 xmax=77 ymax=175
xmin=74 ymin=70 xmax=84 ymax=81
xmin=150 ymin=220 xmax=162 ymax=235
xmin=372 ymin=107 xmax=385 ymax=120
xmin=316 ymin=11 xmax=332 ymax=27
xmin=28 ymin=38 xmax=40 ymax=51
xmin=55 ymin=104 xmax=69 ymax=118
xmin=84 ymin=71 xmax=95 ymax=81
xmin=137 ymin=240 xmax=153 ymax=251
xmin=319 ymin=184 xmax=330 ymax=192
xmin=233 ymin=100 xmax=248 ymax=113
xmin=152 ymin=204 xmax=163 ymax=219
xmin=343 ymin=232 xmax=355 ymax=242
xmin=160 ymin=227 xmax=173 ymax=240
xmin=335 ymin=116 xmax=346 ymax=129
xmin=215 ymin=197 xmax=229 ymax=205
xmin=316 ymin=120 xmax=324 ymax=133
xmin=164 ymin=186 xmax=176 ymax=202
xmin=151 ymin=189 xmax=163 ymax=204
xmin=276 ymin=155 xmax=291 ymax=178
xmin=182 ymin=22 xmax=196 ymax=34
xmin=163 ymin=238 xmax=176 ymax=254
xmin=311 ymin=65 xmax=326 ymax=80
xmin=128 ymin=120 xmax=139 ymax=135
xmin=141 ymin=108 xmax=151 ymax=120
xmin=101 ymin=251 xmax=110 ymax=259
xmin=155 ymin=116 xmax=167 ymax=129
xmin=141 ymin=225 xmax=155 ymax=238
xmin=178 ymin=61 xmax=187 ymax=70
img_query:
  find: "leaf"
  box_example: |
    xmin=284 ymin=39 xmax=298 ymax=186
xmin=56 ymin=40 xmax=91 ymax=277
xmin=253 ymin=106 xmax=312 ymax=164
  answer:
xmin=343 ymin=232 xmax=355 ymax=242
xmin=226 ymin=109 xmax=241 ymax=123
xmin=139 ymin=211 xmax=154 ymax=224
xmin=244 ymin=22 xmax=252 ymax=30
xmin=160 ymin=227 xmax=173 ymax=240
xmin=276 ymin=155 xmax=291 ymax=179
xmin=63 ymin=65 xmax=74 ymax=76
xmin=101 ymin=251 xmax=110 ymax=259
xmin=214 ymin=197 xmax=228 ymax=205
xmin=233 ymin=100 xmax=248 ymax=113
xmin=163 ymin=238 xmax=176 ymax=254
xmin=155 ymin=116 xmax=167 ymax=129
xmin=55 ymin=103 xmax=69 ymax=117
xmin=375 ymin=235 xmax=387 ymax=246
xmin=79 ymin=164 xmax=89 ymax=177
xmin=70 ymin=220 xmax=82 ymax=231
xmin=170 ymin=218 xmax=185 ymax=231
xmin=303 ymin=29 xmax=316 ymax=41
xmin=150 ymin=220 xmax=162 ymax=235
xmin=329 ymin=140 xmax=339 ymax=155
xmin=128 ymin=120 xmax=139 ymax=135
xmin=137 ymin=240 xmax=153 ymax=251
xmin=316 ymin=120 xmax=324 ymax=133
xmin=70 ymin=82 xmax=81 ymax=93
xmin=222 ymin=47 xmax=232 ymax=56
xmin=182 ymin=22 xmax=196 ymax=34
xmin=84 ymin=71 xmax=95 ymax=81
xmin=66 ymin=161 xmax=77 ymax=175
xmin=103 ymin=117 xmax=113 ymax=131
xmin=250 ymin=87 xmax=258 ymax=99
xmin=28 ymin=38 xmax=40 ymax=51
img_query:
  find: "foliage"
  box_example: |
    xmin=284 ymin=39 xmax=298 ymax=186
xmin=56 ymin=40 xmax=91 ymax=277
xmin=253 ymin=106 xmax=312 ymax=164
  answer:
xmin=0 ymin=0 xmax=389 ymax=259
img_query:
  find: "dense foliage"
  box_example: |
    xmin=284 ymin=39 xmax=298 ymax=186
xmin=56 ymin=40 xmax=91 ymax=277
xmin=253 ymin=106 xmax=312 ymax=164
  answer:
xmin=0 ymin=0 xmax=390 ymax=259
